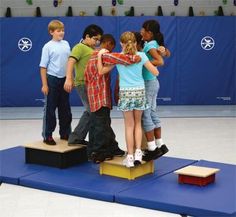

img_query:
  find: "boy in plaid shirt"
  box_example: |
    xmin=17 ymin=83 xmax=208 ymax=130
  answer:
xmin=85 ymin=34 xmax=140 ymax=163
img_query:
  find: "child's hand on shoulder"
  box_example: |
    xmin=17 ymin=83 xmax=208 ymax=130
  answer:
xmin=157 ymin=46 xmax=171 ymax=57
xmin=157 ymin=46 xmax=166 ymax=55
xmin=134 ymin=55 xmax=141 ymax=63
xmin=98 ymin=48 xmax=109 ymax=56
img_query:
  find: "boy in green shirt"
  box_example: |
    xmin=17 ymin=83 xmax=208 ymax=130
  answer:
xmin=64 ymin=24 xmax=103 ymax=146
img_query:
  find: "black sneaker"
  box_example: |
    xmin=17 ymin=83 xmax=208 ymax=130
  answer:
xmin=152 ymin=147 xmax=164 ymax=160
xmin=160 ymin=144 xmax=169 ymax=155
xmin=142 ymin=147 xmax=163 ymax=161
xmin=68 ymin=139 xmax=89 ymax=146
xmin=90 ymin=152 xmax=113 ymax=164
xmin=112 ymin=147 xmax=125 ymax=157
xmin=134 ymin=149 xmax=143 ymax=166
xmin=134 ymin=160 xmax=142 ymax=166
xmin=43 ymin=136 xmax=56 ymax=145
xmin=60 ymin=135 xmax=69 ymax=141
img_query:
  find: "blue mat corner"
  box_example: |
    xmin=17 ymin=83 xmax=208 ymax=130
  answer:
xmin=115 ymin=159 xmax=236 ymax=217
xmin=0 ymin=146 xmax=50 ymax=184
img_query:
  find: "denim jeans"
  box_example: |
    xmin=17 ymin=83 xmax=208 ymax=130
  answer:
xmin=142 ymin=79 xmax=161 ymax=132
xmin=68 ymin=84 xmax=91 ymax=143
xmin=87 ymin=107 xmax=119 ymax=156
xmin=42 ymin=75 xmax=72 ymax=139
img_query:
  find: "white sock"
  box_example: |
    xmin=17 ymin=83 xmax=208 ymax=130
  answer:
xmin=147 ymin=141 xmax=156 ymax=151
xmin=155 ymin=138 xmax=164 ymax=148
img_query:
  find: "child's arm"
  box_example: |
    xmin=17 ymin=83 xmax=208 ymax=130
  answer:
xmin=148 ymin=48 xmax=164 ymax=66
xmin=64 ymin=57 xmax=76 ymax=93
xmin=144 ymin=60 xmax=159 ymax=76
xmin=102 ymin=52 xmax=141 ymax=65
xmin=97 ymin=49 xmax=115 ymax=75
xmin=40 ymin=67 xmax=48 ymax=95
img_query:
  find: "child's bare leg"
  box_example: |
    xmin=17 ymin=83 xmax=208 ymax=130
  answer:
xmin=145 ymin=130 xmax=155 ymax=142
xmin=154 ymin=127 xmax=161 ymax=139
xmin=134 ymin=110 xmax=143 ymax=150
xmin=123 ymin=111 xmax=135 ymax=154
xmin=133 ymin=110 xmax=143 ymax=165
xmin=122 ymin=111 xmax=135 ymax=167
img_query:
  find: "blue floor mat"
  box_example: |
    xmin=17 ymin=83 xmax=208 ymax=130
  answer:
xmin=0 ymin=147 xmax=51 ymax=184
xmin=5 ymin=146 xmax=233 ymax=216
xmin=115 ymin=160 xmax=236 ymax=217
xmin=19 ymin=155 xmax=196 ymax=202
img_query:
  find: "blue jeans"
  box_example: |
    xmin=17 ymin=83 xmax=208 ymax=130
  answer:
xmin=142 ymin=79 xmax=161 ymax=132
xmin=68 ymin=84 xmax=91 ymax=143
xmin=42 ymin=75 xmax=72 ymax=139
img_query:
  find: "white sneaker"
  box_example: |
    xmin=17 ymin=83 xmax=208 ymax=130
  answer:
xmin=123 ymin=155 xmax=134 ymax=168
xmin=134 ymin=149 xmax=143 ymax=165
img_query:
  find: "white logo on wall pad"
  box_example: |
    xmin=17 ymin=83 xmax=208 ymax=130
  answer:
xmin=18 ymin=37 xmax=32 ymax=52
xmin=201 ymin=36 xmax=215 ymax=50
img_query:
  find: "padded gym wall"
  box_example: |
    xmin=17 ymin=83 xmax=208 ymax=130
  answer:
xmin=1 ymin=0 xmax=235 ymax=17
xmin=0 ymin=16 xmax=235 ymax=106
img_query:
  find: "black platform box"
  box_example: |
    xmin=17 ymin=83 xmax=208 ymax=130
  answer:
xmin=24 ymin=138 xmax=88 ymax=168
xmin=25 ymin=146 xmax=88 ymax=169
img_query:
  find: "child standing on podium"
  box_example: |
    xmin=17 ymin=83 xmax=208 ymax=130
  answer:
xmin=39 ymin=20 xmax=72 ymax=145
xmin=98 ymin=32 xmax=159 ymax=167
xmin=85 ymin=34 xmax=141 ymax=163
xmin=140 ymin=20 xmax=171 ymax=161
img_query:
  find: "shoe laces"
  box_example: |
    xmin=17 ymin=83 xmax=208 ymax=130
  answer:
xmin=135 ymin=149 xmax=143 ymax=156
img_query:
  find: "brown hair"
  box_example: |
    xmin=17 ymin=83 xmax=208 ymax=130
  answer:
xmin=142 ymin=19 xmax=164 ymax=46
xmin=100 ymin=34 xmax=116 ymax=46
xmin=48 ymin=20 xmax=64 ymax=33
xmin=120 ymin=31 xmax=137 ymax=55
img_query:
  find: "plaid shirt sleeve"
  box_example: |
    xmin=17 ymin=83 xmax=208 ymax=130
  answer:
xmin=102 ymin=53 xmax=140 ymax=65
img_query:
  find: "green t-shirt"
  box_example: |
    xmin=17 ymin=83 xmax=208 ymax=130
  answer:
xmin=70 ymin=43 xmax=93 ymax=86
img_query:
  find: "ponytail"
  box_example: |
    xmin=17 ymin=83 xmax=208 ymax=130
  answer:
xmin=154 ymin=32 xmax=164 ymax=46
xmin=120 ymin=32 xmax=137 ymax=55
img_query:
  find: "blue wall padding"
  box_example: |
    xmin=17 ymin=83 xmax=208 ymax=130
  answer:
xmin=177 ymin=17 xmax=236 ymax=105
xmin=115 ymin=160 xmax=236 ymax=217
xmin=0 ymin=150 xmax=2 ymax=183
xmin=0 ymin=17 xmax=235 ymax=106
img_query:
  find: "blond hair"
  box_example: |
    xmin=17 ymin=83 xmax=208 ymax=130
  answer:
xmin=120 ymin=31 xmax=137 ymax=55
xmin=48 ymin=20 xmax=64 ymax=33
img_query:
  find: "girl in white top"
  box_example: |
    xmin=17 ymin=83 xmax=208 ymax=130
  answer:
xmin=97 ymin=32 xmax=159 ymax=167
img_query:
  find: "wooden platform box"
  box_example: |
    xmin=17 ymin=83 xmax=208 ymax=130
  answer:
xmin=23 ymin=138 xmax=87 ymax=169
xmin=100 ymin=156 xmax=154 ymax=180
xmin=174 ymin=165 xmax=220 ymax=186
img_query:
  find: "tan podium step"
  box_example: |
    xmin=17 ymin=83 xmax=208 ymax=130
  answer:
xmin=174 ymin=165 xmax=220 ymax=186
xmin=23 ymin=138 xmax=87 ymax=168
xmin=100 ymin=156 xmax=154 ymax=180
